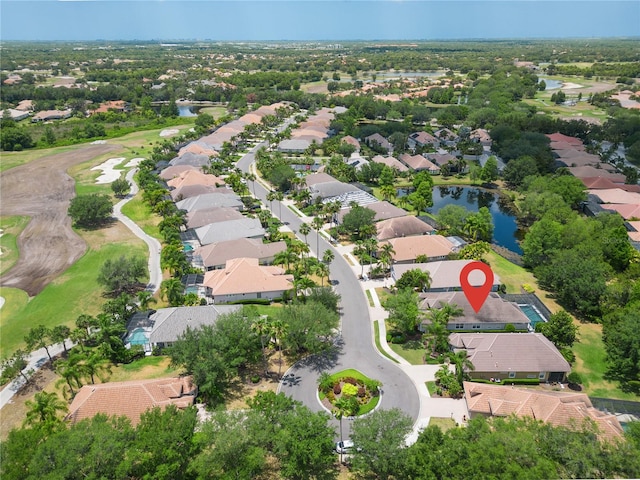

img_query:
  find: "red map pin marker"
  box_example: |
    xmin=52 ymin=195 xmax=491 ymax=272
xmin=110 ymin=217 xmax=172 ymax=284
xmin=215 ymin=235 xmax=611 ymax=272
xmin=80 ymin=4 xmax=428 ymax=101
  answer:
xmin=459 ymin=261 xmax=494 ymax=313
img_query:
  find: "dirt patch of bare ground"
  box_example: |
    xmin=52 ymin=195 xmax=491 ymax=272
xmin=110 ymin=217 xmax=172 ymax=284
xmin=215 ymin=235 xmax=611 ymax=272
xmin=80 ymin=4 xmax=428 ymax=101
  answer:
xmin=0 ymin=144 xmax=120 ymax=296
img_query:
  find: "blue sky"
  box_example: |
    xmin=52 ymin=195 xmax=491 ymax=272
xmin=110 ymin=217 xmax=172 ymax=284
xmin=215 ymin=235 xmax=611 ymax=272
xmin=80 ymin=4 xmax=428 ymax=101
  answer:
xmin=1 ymin=1 xmax=638 ymax=41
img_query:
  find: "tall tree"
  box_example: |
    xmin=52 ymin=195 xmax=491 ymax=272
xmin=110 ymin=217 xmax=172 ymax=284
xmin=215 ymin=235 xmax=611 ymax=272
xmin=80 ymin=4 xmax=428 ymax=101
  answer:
xmin=24 ymin=392 xmax=67 ymax=432
xmin=24 ymin=325 xmax=54 ymax=362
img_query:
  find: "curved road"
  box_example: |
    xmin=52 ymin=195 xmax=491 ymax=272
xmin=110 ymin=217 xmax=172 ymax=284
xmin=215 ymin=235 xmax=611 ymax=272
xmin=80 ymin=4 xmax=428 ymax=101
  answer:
xmin=238 ymin=146 xmax=420 ymax=436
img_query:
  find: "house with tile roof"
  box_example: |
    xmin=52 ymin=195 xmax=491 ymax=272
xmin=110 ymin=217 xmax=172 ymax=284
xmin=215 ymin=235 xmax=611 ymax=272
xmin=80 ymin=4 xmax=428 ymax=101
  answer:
xmin=203 ymin=257 xmax=294 ymax=303
xmin=176 ymin=193 xmax=243 ymax=213
xmin=546 ymin=132 xmax=584 ymax=147
xmin=470 ymin=128 xmax=492 ymax=147
xmin=159 ymin=165 xmax=199 ymax=181
xmin=449 ymin=332 xmax=570 ymax=383
xmin=370 ymin=155 xmax=409 ymax=173
xmin=0 ymin=108 xmax=30 ymax=121
xmin=193 ymin=238 xmax=287 ymax=271
xmin=393 ymin=260 xmax=501 ymax=292
xmin=167 ymin=170 xmax=225 ymax=190
xmin=185 ymin=207 xmax=244 ymax=230
xmin=383 ymin=234 xmax=456 ymax=264
xmin=601 ymin=203 xmax=640 ymax=220
xmin=304 ymin=172 xmax=337 ymax=188
xmin=463 ymin=382 xmax=624 ymax=442
xmin=31 ymin=109 xmax=72 ymax=122
xmin=420 ymin=291 xmax=528 ymax=331
xmin=407 ymin=131 xmax=438 ymax=150
xmin=376 ymin=216 xmax=434 ymax=241
xmin=567 ymin=166 xmax=626 ymax=183
xmin=66 ymin=377 xmax=197 ymax=426
xmin=168 ymin=152 xmax=212 ymax=168
xmin=194 ymin=217 xmax=264 ymax=245
xmin=310 ymin=180 xmax=361 ymax=200
xmin=590 ymin=188 xmax=640 ymax=205
xmin=365 ymin=133 xmax=393 ymax=153
xmin=341 ymin=135 xmax=361 ymax=152
xmin=170 ymin=185 xmax=232 ymax=201
xmin=399 ymin=153 xmax=440 ymax=173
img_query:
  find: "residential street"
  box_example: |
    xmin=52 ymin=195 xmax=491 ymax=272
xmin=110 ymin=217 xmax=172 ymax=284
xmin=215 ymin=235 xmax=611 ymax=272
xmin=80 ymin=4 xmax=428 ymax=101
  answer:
xmin=238 ymin=145 xmax=422 ymax=438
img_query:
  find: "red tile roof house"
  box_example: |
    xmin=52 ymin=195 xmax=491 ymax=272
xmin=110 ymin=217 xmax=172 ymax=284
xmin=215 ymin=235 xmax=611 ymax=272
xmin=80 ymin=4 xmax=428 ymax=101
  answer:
xmin=203 ymin=257 xmax=294 ymax=303
xmin=449 ymin=332 xmax=571 ymax=383
xmin=341 ymin=135 xmax=361 ymax=152
xmin=376 ymin=216 xmax=434 ymax=241
xmin=419 ymin=291 xmax=529 ymax=332
xmin=66 ymin=376 xmax=197 ymax=426
xmin=546 ymin=132 xmax=584 ymax=147
xmin=463 ymin=382 xmax=624 ymax=442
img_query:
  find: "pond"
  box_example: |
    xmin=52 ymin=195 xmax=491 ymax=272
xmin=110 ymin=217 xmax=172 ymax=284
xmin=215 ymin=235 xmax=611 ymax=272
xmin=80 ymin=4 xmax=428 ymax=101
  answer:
xmin=429 ymin=186 xmax=523 ymax=255
xmin=539 ymin=77 xmax=563 ymax=90
xmin=178 ymin=105 xmax=198 ymax=117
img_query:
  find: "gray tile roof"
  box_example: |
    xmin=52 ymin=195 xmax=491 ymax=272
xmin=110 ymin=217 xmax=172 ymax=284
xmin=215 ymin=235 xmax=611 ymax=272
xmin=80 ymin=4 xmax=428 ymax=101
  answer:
xmin=176 ymin=193 xmax=243 ymax=213
xmin=169 ymin=152 xmax=211 ymax=167
xmin=194 ymin=238 xmax=286 ymax=269
xmin=420 ymin=291 xmax=526 ymax=325
xmin=393 ymin=260 xmax=501 ymax=290
xmin=195 ymin=217 xmax=265 ymax=245
xmin=148 ymin=305 xmax=242 ymax=344
xmin=186 ymin=207 xmax=244 ymax=230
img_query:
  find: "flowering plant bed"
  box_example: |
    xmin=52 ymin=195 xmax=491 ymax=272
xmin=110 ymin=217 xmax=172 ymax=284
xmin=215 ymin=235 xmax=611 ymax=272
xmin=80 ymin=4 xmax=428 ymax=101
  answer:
xmin=317 ymin=369 xmax=382 ymax=416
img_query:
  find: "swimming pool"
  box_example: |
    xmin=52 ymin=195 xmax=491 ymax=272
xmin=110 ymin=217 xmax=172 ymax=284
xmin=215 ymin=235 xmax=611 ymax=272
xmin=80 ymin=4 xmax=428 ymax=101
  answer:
xmin=518 ymin=304 xmax=546 ymax=329
xmin=127 ymin=328 xmax=149 ymax=346
xmin=183 ymin=244 xmax=194 ymax=252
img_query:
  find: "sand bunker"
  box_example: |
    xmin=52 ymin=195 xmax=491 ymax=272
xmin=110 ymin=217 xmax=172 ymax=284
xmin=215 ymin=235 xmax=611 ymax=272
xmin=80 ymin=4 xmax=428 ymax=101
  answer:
xmin=91 ymin=157 xmax=126 ymax=184
xmin=562 ymin=82 xmax=584 ymax=90
xmin=160 ymin=128 xmax=180 ymax=137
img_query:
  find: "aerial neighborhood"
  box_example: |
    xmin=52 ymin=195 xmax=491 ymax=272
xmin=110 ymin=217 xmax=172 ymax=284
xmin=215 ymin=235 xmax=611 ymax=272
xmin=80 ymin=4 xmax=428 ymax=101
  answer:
xmin=1 ymin=36 xmax=639 ymax=478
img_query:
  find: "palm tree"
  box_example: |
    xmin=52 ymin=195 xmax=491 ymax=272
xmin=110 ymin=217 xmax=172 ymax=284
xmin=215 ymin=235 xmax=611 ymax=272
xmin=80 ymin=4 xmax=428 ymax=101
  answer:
xmin=317 ymin=263 xmax=330 ymax=286
xmin=81 ymin=352 xmax=112 ymax=385
xmin=69 ymin=328 xmax=88 ymax=353
xmin=252 ymin=316 xmax=272 ymax=375
xmin=245 ymin=172 xmax=257 ymax=196
xmin=353 ymin=240 xmax=368 ymax=278
xmin=298 ymin=222 xmax=311 ymax=249
xmin=137 ymin=290 xmax=157 ymax=311
xmin=161 ymin=278 xmax=184 ymax=307
xmin=364 ymin=237 xmax=379 ymax=276
xmin=274 ymin=249 xmax=298 ymax=273
xmin=275 ymin=191 xmax=284 ymax=219
xmin=75 ymin=314 xmax=96 ymax=336
xmin=312 ymin=216 xmax=324 ymax=254
xmin=333 ymin=397 xmax=354 ymax=464
xmin=270 ymin=319 xmax=287 ymax=379
xmin=380 ymin=184 xmax=397 ymax=202
xmin=322 ymin=249 xmax=335 ymax=266
xmin=55 ymin=354 xmax=84 ymax=398
xmin=24 ymin=392 xmax=67 ymax=430
xmin=266 ymin=191 xmax=277 ymax=211
xmin=446 ymin=349 xmax=475 ymax=387
xmin=378 ymin=242 xmax=395 ymax=275
xmin=51 ymin=325 xmax=71 ymax=354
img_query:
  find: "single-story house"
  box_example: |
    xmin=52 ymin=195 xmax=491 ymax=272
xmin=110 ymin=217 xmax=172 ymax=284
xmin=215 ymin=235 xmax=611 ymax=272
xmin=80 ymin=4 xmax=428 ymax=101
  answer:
xmin=568 ymin=166 xmax=626 ymax=183
xmin=364 ymin=133 xmax=393 ymax=153
xmin=176 ymin=193 xmax=243 ymax=213
xmin=168 ymin=152 xmax=211 ymax=168
xmin=470 ymin=129 xmax=492 ymax=147
xmin=0 ymin=108 xmax=30 ymax=121
xmin=425 ymin=152 xmax=457 ymax=166
xmin=305 ymin=172 xmax=337 ymax=188
xmin=170 ymin=185 xmax=232 ymax=201
xmin=337 ymin=201 xmax=407 ymax=224
xmin=178 ymin=140 xmax=218 ymax=158
xmin=159 ymin=165 xmax=199 ymax=181
xmin=546 ymin=132 xmax=584 ymax=147
xmin=167 ymin=170 xmax=225 ymax=190
xmin=398 ymin=153 xmax=439 ymax=174
xmin=370 ymin=155 xmax=409 ymax=173
xmin=407 ymin=131 xmax=438 ymax=150
xmin=463 ymin=382 xmax=624 ymax=442
xmin=590 ymin=188 xmax=640 ymax=205
xmin=149 ymin=305 xmax=241 ymax=349
xmin=186 ymin=207 xmax=244 ymax=230
xmin=341 ymin=135 xmax=361 ymax=152
xmin=601 ymin=203 xmax=640 ymax=220
xmin=310 ymin=180 xmax=360 ymax=200
xmin=419 ymin=291 xmax=529 ymax=331
xmin=376 ymin=216 xmax=434 ymax=241
xmin=347 ymin=154 xmax=370 ymax=170
xmin=66 ymin=376 xmax=197 ymax=426
xmin=31 ymin=109 xmax=72 ymax=122
xmin=450 ymin=332 xmax=571 ymax=383
xmin=383 ymin=234 xmax=456 ymax=264
xmin=193 ymin=237 xmax=287 ymax=270
xmin=277 ymin=138 xmax=312 ymax=153
xmin=392 ymin=260 xmax=501 ymax=292
xmin=203 ymin=257 xmax=294 ymax=303
xmin=194 ymin=217 xmax=265 ymax=245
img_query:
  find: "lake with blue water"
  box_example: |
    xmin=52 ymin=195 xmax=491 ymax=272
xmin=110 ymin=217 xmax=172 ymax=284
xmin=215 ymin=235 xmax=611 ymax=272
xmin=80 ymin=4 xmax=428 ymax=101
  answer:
xmin=429 ymin=186 xmax=523 ymax=255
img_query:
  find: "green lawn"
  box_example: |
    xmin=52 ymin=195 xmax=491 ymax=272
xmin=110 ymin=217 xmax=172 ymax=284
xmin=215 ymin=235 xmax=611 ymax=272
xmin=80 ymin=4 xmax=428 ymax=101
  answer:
xmin=389 ymin=338 xmax=425 ymax=365
xmin=0 ymin=241 xmax=148 ymax=357
xmin=426 ymin=381 xmax=438 ymax=396
xmin=0 ymin=216 xmax=30 ymax=276
xmin=198 ymin=106 xmax=227 ymax=119
xmin=572 ymin=322 xmax=637 ymax=400
xmin=242 ymin=304 xmax=283 ymax=318
xmin=120 ymin=194 xmax=162 ymax=239
xmin=429 ymin=417 xmax=458 ymax=432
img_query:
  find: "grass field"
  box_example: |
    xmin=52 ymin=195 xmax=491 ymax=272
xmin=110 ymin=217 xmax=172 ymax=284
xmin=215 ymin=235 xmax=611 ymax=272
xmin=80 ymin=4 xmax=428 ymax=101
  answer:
xmin=0 ymin=216 xmax=30 ymax=276
xmin=373 ymin=321 xmax=399 ymax=364
xmin=108 ymin=356 xmax=179 ymax=382
xmin=0 ymin=236 xmax=147 ymax=357
xmin=120 ymin=193 xmax=162 ymax=239
xmin=199 ymin=106 xmax=227 ymax=119
xmin=572 ymin=322 xmax=637 ymax=400
xmin=429 ymin=417 xmax=458 ymax=432
xmin=389 ymin=338 xmax=425 ymax=365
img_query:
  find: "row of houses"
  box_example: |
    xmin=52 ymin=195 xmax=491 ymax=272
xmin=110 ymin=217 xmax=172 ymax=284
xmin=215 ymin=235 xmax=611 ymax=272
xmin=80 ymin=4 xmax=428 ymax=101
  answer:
xmin=277 ymin=107 xmax=347 ymax=153
xmin=548 ymin=132 xmax=640 ymax=247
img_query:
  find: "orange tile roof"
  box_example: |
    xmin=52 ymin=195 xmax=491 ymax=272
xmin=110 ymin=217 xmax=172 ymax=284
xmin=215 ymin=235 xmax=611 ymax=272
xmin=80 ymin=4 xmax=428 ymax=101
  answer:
xmin=601 ymin=203 xmax=640 ymax=220
xmin=464 ymin=382 xmax=624 ymax=442
xmin=590 ymin=188 xmax=640 ymax=204
xmin=167 ymin=170 xmax=225 ymax=189
xmin=546 ymin=132 xmax=584 ymax=146
xmin=385 ymin=235 xmax=455 ymax=262
xmin=203 ymin=257 xmax=293 ymax=296
xmin=66 ymin=376 xmax=195 ymax=426
xmin=159 ymin=165 xmax=199 ymax=180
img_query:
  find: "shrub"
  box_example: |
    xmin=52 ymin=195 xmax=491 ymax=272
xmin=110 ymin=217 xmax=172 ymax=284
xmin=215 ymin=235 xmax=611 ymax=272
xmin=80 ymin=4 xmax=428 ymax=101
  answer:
xmin=326 ymin=391 xmax=335 ymax=402
xmin=504 ymin=323 xmax=516 ymax=332
xmin=333 ymin=383 xmax=342 ymax=395
xmin=391 ymin=334 xmax=406 ymax=344
xmin=342 ymin=383 xmax=359 ymax=397
xmin=521 ymin=283 xmax=536 ymax=293
xmin=318 ymin=372 xmax=334 ymax=393
xmin=357 ymin=387 xmax=366 ymax=397
xmin=344 ymin=377 xmax=358 ymax=385
xmin=364 ymin=378 xmax=382 ymax=393
xmin=567 ymin=372 xmax=582 ymax=385
xmin=250 ymin=375 xmax=260 ymax=384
